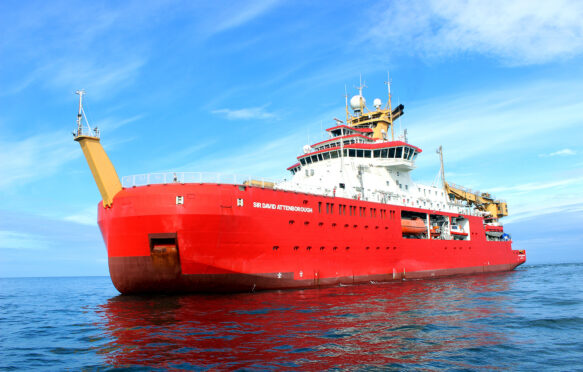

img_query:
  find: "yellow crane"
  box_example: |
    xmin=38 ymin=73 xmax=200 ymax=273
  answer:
xmin=437 ymin=146 xmax=508 ymax=220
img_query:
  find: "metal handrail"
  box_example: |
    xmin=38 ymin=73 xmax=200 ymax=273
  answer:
xmin=121 ymin=172 xmax=481 ymax=216
xmin=121 ymin=172 xmax=278 ymax=188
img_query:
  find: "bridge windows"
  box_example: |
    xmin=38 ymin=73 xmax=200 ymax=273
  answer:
xmin=296 ymin=145 xmax=418 ymax=167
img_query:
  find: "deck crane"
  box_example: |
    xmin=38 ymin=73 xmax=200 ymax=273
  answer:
xmin=437 ymin=146 xmax=508 ymax=220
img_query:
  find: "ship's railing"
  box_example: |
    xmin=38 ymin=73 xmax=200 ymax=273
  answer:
xmin=74 ymin=126 xmax=100 ymax=138
xmin=122 ymin=173 xmax=482 ymax=216
xmin=121 ymin=172 xmax=277 ymax=188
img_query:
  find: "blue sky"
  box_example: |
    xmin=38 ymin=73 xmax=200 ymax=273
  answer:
xmin=1 ymin=0 xmax=582 ymax=277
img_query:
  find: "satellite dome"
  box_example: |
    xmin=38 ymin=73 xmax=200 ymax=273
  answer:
xmin=373 ymin=98 xmax=382 ymax=108
xmin=303 ymin=145 xmax=312 ymax=154
xmin=350 ymin=95 xmax=365 ymax=110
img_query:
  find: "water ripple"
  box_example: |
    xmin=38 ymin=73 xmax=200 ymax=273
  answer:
xmin=1 ymin=264 xmax=582 ymax=370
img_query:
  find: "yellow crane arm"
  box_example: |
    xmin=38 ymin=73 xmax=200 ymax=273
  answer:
xmin=444 ymin=182 xmax=508 ymax=219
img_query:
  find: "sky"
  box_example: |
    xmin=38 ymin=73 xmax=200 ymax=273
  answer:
xmin=1 ymin=0 xmax=582 ymax=277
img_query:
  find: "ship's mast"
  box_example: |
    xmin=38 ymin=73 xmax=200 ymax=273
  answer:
xmin=344 ymin=85 xmax=350 ymax=124
xmin=437 ymin=145 xmax=445 ymax=188
xmin=384 ymin=73 xmax=395 ymax=141
xmin=356 ymin=75 xmax=366 ymax=114
xmin=76 ymin=89 xmax=85 ymax=136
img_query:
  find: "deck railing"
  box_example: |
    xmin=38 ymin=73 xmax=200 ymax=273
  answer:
xmin=121 ymin=172 xmax=277 ymax=188
xmin=121 ymin=172 xmax=480 ymax=216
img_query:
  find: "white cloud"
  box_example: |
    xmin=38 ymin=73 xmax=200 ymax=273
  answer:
xmin=488 ymin=176 xmax=583 ymax=194
xmin=211 ymin=0 xmax=281 ymax=34
xmin=0 ymin=231 xmax=50 ymax=250
xmin=408 ymin=79 xmax=583 ymax=168
xmin=368 ymin=0 xmax=583 ymax=65
xmin=539 ymin=148 xmax=576 ymax=157
xmin=63 ymin=207 xmax=97 ymax=226
xmin=212 ymin=106 xmax=277 ymax=120
xmin=0 ymin=133 xmax=80 ymax=190
xmin=43 ymin=58 xmax=146 ymax=99
xmin=176 ymin=131 xmax=304 ymax=179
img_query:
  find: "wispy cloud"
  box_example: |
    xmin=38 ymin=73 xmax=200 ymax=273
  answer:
xmin=176 ymin=131 xmax=305 ymax=179
xmin=539 ymin=148 xmax=577 ymax=157
xmin=367 ymin=0 xmax=583 ymax=65
xmin=489 ymin=176 xmax=583 ymax=194
xmin=0 ymin=231 xmax=50 ymax=250
xmin=409 ymin=79 xmax=583 ymax=168
xmin=212 ymin=106 xmax=278 ymax=120
xmin=63 ymin=207 xmax=97 ymax=226
xmin=209 ymin=0 xmax=281 ymax=34
xmin=0 ymin=133 xmax=80 ymax=190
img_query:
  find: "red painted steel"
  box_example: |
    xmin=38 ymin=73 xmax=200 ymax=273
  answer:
xmin=98 ymin=183 xmax=526 ymax=294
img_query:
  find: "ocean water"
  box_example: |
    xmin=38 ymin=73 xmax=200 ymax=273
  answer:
xmin=1 ymin=263 xmax=582 ymax=371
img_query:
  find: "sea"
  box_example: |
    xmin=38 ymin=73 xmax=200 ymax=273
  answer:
xmin=1 ymin=263 xmax=582 ymax=371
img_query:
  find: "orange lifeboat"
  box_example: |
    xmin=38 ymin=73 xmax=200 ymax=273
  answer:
xmin=401 ymin=217 xmax=426 ymax=235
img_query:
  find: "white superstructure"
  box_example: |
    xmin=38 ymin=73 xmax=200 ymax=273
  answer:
xmin=276 ymin=84 xmax=479 ymax=217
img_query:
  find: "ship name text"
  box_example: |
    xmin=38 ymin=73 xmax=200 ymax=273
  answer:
xmin=253 ymin=202 xmax=313 ymax=213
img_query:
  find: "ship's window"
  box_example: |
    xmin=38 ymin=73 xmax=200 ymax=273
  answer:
xmin=399 ymin=184 xmax=402 ymax=189
xmin=349 ymin=149 xmax=356 ymax=157
xmin=318 ymin=153 xmax=323 ymax=161
xmin=305 ymin=157 xmax=312 ymax=164
xmin=389 ymin=148 xmax=395 ymax=158
xmin=331 ymin=150 xmax=339 ymax=159
xmin=412 ymin=152 xmax=419 ymax=161
xmin=357 ymin=149 xmax=363 ymax=158
xmin=339 ymin=183 xmax=345 ymax=189
xmin=300 ymin=158 xmax=306 ymax=165
xmin=374 ymin=150 xmax=381 ymax=158
xmin=330 ymin=203 xmax=334 ymax=213
xmin=311 ymin=155 xmax=318 ymax=163
xmin=323 ymin=152 xmax=330 ymax=160
xmin=408 ymin=149 xmax=414 ymax=160
xmin=381 ymin=149 xmax=388 ymax=158
xmin=318 ymin=202 xmax=322 ymax=213
xmin=364 ymin=150 xmax=371 ymax=158
xmin=396 ymin=147 xmax=403 ymax=158
xmin=405 ymin=185 xmax=409 ymax=190
xmin=305 ymin=169 xmax=309 ymax=176
xmin=343 ymin=149 xmax=348 ymax=157
xmin=326 ymin=203 xmax=329 ymax=213
xmin=403 ymin=147 xmax=409 ymax=159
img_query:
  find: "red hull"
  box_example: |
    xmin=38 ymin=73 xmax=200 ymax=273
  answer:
xmin=98 ymin=184 xmax=526 ymax=294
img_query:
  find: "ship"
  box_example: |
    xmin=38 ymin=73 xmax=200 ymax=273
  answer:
xmin=73 ymin=81 xmax=526 ymax=294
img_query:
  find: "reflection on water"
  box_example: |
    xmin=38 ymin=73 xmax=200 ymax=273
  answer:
xmin=99 ymin=273 xmax=516 ymax=370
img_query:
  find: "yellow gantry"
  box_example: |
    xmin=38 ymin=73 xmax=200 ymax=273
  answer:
xmin=74 ymin=134 xmax=122 ymax=207
xmin=73 ymin=91 xmax=122 ymax=207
